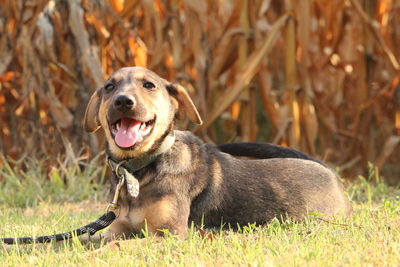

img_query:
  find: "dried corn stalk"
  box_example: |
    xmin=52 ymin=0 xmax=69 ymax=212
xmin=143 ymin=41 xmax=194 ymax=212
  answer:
xmin=0 ymin=0 xmax=399 ymax=183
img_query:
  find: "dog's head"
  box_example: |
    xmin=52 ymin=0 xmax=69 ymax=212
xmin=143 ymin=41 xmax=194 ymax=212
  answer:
xmin=83 ymin=67 xmax=202 ymax=159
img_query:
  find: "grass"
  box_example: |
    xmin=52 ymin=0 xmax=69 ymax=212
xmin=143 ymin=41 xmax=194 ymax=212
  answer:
xmin=0 ymin=157 xmax=399 ymax=266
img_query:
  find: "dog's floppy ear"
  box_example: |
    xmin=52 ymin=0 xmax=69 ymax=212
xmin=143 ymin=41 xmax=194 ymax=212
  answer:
xmin=83 ymin=89 xmax=102 ymax=133
xmin=167 ymin=83 xmax=203 ymax=125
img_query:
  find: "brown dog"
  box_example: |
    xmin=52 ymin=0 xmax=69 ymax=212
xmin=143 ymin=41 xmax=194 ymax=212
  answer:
xmin=83 ymin=67 xmax=352 ymax=241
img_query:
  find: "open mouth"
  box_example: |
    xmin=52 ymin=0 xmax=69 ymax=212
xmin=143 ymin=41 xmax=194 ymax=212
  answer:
xmin=110 ymin=117 xmax=155 ymax=148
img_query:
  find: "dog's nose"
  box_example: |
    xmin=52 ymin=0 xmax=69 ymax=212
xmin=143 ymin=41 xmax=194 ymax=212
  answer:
xmin=114 ymin=95 xmax=135 ymax=112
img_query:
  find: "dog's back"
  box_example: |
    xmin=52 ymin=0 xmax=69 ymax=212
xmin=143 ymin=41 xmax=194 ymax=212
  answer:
xmin=218 ymin=142 xmax=330 ymax=169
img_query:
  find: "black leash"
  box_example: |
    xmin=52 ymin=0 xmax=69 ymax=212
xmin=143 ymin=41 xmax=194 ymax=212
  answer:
xmin=1 ymin=211 xmax=116 ymax=244
xmin=1 ymin=159 xmax=129 ymax=245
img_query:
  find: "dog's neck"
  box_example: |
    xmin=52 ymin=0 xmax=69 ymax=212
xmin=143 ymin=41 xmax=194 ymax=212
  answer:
xmin=107 ymin=131 xmax=176 ymax=174
xmin=106 ymin=132 xmax=176 ymax=198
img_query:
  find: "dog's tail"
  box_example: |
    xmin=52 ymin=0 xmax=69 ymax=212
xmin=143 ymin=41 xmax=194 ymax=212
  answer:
xmin=218 ymin=142 xmax=331 ymax=169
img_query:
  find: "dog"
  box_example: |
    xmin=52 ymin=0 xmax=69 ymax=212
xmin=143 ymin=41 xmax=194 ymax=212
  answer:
xmin=83 ymin=67 xmax=352 ymax=241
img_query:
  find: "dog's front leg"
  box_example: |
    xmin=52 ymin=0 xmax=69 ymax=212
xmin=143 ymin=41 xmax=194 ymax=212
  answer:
xmin=133 ymin=197 xmax=191 ymax=239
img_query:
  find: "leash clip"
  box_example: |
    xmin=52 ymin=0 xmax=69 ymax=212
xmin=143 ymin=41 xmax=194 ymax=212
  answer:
xmin=106 ymin=175 xmax=125 ymax=218
xmin=105 ymin=159 xmax=127 ymax=218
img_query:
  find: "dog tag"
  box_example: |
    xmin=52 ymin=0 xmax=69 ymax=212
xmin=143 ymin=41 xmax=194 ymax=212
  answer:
xmin=120 ymin=168 xmax=140 ymax=198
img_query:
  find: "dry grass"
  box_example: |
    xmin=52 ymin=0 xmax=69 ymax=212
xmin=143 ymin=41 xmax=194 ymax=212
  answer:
xmin=0 ymin=0 xmax=399 ymax=182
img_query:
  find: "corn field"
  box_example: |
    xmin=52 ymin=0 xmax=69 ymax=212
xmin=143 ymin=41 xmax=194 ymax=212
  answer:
xmin=0 ymin=0 xmax=399 ymax=183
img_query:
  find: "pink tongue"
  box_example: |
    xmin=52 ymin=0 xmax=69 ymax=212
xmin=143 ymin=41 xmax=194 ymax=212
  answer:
xmin=115 ymin=118 xmax=142 ymax=148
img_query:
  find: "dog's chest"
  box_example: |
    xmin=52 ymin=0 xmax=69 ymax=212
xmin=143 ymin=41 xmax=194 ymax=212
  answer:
xmin=127 ymin=206 xmax=147 ymax=232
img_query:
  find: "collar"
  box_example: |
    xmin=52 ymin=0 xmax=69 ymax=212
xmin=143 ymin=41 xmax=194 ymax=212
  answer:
xmin=107 ymin=131 xmax=176 ymax=173
xmin=106 ymin=132 xmax=175 ymax=198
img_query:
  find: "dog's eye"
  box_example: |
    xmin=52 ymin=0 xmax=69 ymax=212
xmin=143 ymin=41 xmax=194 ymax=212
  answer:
xmin=143 ymin=82 xmax=155 ymax=90
xmin=105 ymin=84 xmax=115 ymax=91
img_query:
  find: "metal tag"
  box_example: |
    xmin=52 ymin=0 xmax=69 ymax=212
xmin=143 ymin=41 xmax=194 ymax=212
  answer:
xmin=119 ymin=168 xmax=140 ymax=198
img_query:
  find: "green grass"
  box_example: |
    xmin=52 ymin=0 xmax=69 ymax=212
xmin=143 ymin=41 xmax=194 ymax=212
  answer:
xmin=0 ymin=157 xmax=399 ymax=266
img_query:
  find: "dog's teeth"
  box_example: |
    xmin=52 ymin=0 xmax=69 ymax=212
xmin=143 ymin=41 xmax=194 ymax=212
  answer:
xmin=116 ymin=123 xmax=120 ymax=131
xmin=140 ymin=123 xmax=146 ymax=130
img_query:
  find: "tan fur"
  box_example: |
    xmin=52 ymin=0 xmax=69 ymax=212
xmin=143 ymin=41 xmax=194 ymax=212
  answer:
xmin=169 ymin=83 xmax=203 ymax=124
xmin=84 ymin=90 xmax=102 ymax=133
